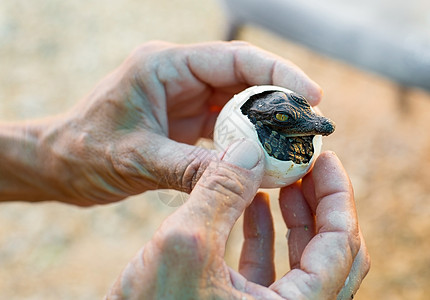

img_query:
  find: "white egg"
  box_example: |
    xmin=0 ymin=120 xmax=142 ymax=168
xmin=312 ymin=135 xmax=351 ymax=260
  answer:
xmin=214 ymin=85 xmax=324 ymax=188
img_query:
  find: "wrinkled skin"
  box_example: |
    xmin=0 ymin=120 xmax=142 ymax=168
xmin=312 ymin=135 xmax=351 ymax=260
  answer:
xmin=105 ymin=150 xmax=370 ymax=300
xmin=0 ymin=41 xmax=322 ymax=206
xmin=0 ymin=41 xmax=370 ymax=299
xmin=242 ymin=91 xmax=335 ymax=137
xmin=241 ymin=91 xmax=335 ymax=164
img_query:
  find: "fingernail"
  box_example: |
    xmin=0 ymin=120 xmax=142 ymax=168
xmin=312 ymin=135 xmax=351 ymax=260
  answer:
xmin=222 ymin=139 xmax=263 ymax=170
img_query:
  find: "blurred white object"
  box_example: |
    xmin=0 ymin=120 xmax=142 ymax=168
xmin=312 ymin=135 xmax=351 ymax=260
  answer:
xmin=219 ymin=0 xmax=430 ymax=91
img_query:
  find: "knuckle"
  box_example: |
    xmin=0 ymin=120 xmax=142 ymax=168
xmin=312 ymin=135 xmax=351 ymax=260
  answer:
xmin=131 ymin=41 xmax=172 ymax=58
xmin=179 ymin=149 xmax=217 ymax=192
xmin=335 ymin=229 xmax=360 ymax=263
xmin=199 ymin=163 xmax=245 ymax=199
xmin=126 ymin=41 xmax=174 ymax=76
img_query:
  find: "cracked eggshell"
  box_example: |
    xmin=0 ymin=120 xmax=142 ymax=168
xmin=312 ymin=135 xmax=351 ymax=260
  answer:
xmin=214 ymin=85 xmax=322 ymax=188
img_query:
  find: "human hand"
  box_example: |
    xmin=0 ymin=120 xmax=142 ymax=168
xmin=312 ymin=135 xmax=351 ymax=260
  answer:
xmin=270 ymin=151 xmax=370 ymax=299
xmin=105 ymin=148 xmax=370 ymax=299
xmin=30 ymin=41 xmax=322 ymax=205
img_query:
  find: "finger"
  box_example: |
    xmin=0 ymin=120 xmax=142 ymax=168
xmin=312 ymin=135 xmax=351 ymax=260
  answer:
xmin=279 ymin=182 xmax=315 ymax=269
xmin=337 ymin=230 xmax=371 ymax=300
xmin=229 ymin=267 xmax=285 ymax=300
xmin=185 ymin=41 xmax=323 ymax=105
xmin=157 ymin=138 xmax=265 ymax=250
xmin=111 ymin=131 xmax=218 ymax=193
xmin=271 ymin=151 xmax=361 ymax=299
xmin=239 ymin=192 xmax=275 ymax=287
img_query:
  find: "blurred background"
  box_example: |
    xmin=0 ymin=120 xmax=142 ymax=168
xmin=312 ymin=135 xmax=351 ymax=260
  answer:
xmin=1 ymin=0 xmax=429 ymax=299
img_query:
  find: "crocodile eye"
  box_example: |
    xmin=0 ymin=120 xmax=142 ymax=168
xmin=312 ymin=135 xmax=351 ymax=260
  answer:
xmin=275 ymin=113 xmax=288 ymax=122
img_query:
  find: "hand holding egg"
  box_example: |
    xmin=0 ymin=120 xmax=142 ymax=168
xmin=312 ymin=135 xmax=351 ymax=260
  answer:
xmin=214 ymin=85 xmax=335 ymax=188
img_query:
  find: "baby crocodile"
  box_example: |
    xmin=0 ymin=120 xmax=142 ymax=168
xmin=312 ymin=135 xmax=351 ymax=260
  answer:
xmin=240 ymin=90 xmax=335 ymax=164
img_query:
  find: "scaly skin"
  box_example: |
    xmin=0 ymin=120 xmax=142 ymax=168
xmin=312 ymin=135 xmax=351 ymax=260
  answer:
xmin=241 ymin=91 xmax=335 ymax=164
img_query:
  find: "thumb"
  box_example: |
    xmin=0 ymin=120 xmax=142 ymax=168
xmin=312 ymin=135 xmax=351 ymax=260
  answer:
xmin=121 ymin=132 xmax=263 ymax=195
xmin=180 ymin=138 xmax=265 ymax=243
xmin=126 ymin=132 xmax=217 ymax=192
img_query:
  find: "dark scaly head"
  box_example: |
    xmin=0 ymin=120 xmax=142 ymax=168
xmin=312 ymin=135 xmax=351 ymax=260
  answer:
xmin=240 ymin=90 xmax=335 ymax=164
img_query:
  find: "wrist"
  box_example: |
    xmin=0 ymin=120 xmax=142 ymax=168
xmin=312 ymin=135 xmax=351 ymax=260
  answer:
xmin=0 ymin=118 xmax=60 ymax=202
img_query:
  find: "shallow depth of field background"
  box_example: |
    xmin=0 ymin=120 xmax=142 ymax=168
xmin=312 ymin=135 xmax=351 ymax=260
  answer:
xmin=1 ymin=1 xmax=430 ymax=299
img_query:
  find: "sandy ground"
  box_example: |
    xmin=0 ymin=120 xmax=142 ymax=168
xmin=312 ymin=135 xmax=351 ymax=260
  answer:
xmin=1 ymin=0 xmax=430 ymax=299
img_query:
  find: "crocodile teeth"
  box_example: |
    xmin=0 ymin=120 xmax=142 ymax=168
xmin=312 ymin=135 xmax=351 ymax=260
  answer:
xmin=262 ymin=129 xmax=314 ymax=164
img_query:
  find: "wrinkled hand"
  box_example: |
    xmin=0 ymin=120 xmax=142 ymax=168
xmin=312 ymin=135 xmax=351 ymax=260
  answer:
xmin=270 ymin=152 xmax=370 ymax=300
xmin=37 ymin=41 xmax=322 ymax=206
xmin=105 ymin=146 xmax=370 ymax=300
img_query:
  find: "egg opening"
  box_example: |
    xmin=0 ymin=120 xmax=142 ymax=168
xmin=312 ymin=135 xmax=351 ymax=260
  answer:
xmin=240 ymin=90 xmax=335 ymax=164
xmin=214 ymin=85 xmax=336 ymax=188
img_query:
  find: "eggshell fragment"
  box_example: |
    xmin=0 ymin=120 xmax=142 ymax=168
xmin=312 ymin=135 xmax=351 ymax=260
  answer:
xmin=213 ymin=85 xmax=322 ymax=188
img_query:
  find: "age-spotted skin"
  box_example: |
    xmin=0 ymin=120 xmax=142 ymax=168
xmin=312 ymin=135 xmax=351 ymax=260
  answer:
xmin=240 ymin=91 xmax=335 ymax=164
